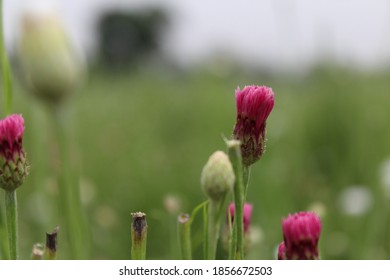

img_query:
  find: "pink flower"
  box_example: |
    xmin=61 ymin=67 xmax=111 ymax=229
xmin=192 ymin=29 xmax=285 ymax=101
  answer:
xmin=0 ymin=114 xmax=29 ymax=191
xmin=277 ymin=241 xmax=286 ymax=260
xmin=232 ymin=85 xmax=274 ymax=166
xmin=228 ymin=202 xmax=253 ymax=233
xmin=0 ymin=114 xmax=25 ymax=159
xmin=282 ymin=212 xmax=321 ymax=260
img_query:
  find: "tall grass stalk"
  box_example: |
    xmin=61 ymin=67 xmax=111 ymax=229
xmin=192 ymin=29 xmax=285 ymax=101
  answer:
xmin=178 ymin=213 xmax=192 ymax=260
xmin=1 ymin=0 xmax=17 ymax=259
xmin=50 ymin=107 xmax=87 ymax=259
xmin=131 ymin=212 xmax=147 ymax=260
xmin=0 ymin=0 xmax=12 ymax=115
xmin=227 ymin=140 xmax=245 ymax=260
xmin=0 ymin=204 xmax=8 ymax=259
xmin=5 ymin=191 xmax=17 ymax=259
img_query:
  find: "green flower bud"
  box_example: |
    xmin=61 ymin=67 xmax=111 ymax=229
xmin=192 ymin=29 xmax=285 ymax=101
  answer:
xmin=18 ymin=13 xmax=83 ymax=105
xmin=201 ymin=151 xmax=235 ymax=201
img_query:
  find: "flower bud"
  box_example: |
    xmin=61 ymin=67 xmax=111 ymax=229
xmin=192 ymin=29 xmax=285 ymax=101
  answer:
xmin=201 ymin=151 xmax=235 ymax=201
xmin=282 ymin=211 xmax=321 ymax=260
xmin=232 ymin=85 xmax=274 ymax=166
xmin=0 ymin=114 xmax=30 ymax=191
xmin=18 ymin=13 xmax=83 ymax=104
xmin=223 ymin=203 xmax=253 ymax=254
xmin=227 ymin=202 xmax=253 ymax=233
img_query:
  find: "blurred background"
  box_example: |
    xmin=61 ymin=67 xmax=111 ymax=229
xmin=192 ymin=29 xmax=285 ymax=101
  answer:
xmin=1 ymin=0 xmax=390 ymax=259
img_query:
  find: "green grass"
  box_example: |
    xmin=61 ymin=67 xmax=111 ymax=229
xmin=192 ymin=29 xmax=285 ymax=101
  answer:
xmin=3 ymin=65 xmax=390 ymax=259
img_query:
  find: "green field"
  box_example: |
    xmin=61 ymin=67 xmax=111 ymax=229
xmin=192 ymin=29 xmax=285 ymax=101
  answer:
xmin=2 ymin=65 xmax=390 ymax=259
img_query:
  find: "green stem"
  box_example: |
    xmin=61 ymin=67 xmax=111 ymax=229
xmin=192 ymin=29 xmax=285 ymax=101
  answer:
xmin=188 ymin=201 xmax=208 ymax=260
xmin=0 ymin=0 xmax=13 ymax=116
xmin=169 ymin=214 xmax=178 ymax=259
xmin=226 ymin=140 xmax=245 ymax=260
xmin=203 ymin=201 xmax=208 ymax=260
xmin=228 ymin=207 xmax=236 ymax=260
xmin=44 ymin=226 xmax=59 ymax=260
xmin=243 ymin=165 xmax=251 ymax=199
xmin=207 ymin=200 xmax=221 ymax=259
xmin=5 ymin=190 xmax=18 ymax=259
xmin=0 ymin=198 xmax=9 ymax=259
xmin=1 ymin=0 xmax=16 ymax=260
xmin=131 ymin=212 xmax=147 ymax=260
xmin=178 ymin=213 xmax=192 ymax=260
xmin=51 ymin=107 xmax=86 ymax=259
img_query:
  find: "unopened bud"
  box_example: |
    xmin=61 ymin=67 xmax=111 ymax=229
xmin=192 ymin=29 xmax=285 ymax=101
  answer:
xmin=282 ymin=211 xmax=322 ymax=260
xmin=227 ymin=203 xmax=253 ymax=234
xmin=201 ymin=151 xmax=235 ymax=201
xmin=0 ymin=114 xmax=30 ymax=191
xmin=232 ymin=85 xmax=274 ymax=166
xmin=18 ymin=13 xmax=83 ymax=105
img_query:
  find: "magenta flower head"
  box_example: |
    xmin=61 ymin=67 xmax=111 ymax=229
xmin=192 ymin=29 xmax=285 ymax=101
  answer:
xmin=282 ymin=211 xmax=321 ymax=260
xmin=0 ymin=114 xmax=30 ymax=191
xmin=228 ymin=202 xmax=253 ymax=233
xmin=232 ymin=85 xmax=274 ymax=166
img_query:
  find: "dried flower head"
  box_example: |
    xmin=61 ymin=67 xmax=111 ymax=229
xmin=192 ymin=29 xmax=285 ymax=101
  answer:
xmin=228 ymin=202 xmax=253 ymax=233
xmin=0 ymin=114 xmax=30 ymax=191
xmin=232 ymin=85 xmax=274 ymax=166
xmin=282 ymin=211 xmax=321 ymax=260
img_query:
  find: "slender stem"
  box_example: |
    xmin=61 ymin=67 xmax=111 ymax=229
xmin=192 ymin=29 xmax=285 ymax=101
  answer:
xmin=243 ymin=165 xmax=251 ymax=199
xmin=203 ymin=201 xmax=208 ymax=259
xmin=229 ymin=166 xmax=249 ymax=260
xmin=44 ymin=226 xmax=59 ymax=260
xmin=189 ymin=201 xmax=208 ymax=224
xmin=0 ymin=0 xmax=13 ymax=115
xmin=5 ymin=190 xmax=18 ymax=259
xmin=131 ymin=212 xmax=147 ymax=260
xmin=227 ymin=140 xmax=245 ymax=260
xmin=178 ymin=213 xmax=192 ymax=260
xmin=51 ymin=107 xmax=86 ymax=259
xmin=169 ymin=214 xmax=178 ymax=259
xmin=228 ymin=207 xmax=236 ymax=260
xmin=207 ymin=200 xmax=221 ymax=259
xmin=1 ymin=0 xmax=16 ymax=260
xmin=188 ymin=201 xmax=208 ymax=260
xmin=0 ymin=198 xmax=9 ymax=259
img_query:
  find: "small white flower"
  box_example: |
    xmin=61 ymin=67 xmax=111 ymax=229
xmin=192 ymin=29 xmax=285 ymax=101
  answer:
xmin=338 ymin=186 xmax=372 ymax=216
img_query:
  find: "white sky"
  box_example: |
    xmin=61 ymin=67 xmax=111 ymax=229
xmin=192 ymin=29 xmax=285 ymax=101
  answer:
xmin=4 ymin=0 xmax=390 ymax=71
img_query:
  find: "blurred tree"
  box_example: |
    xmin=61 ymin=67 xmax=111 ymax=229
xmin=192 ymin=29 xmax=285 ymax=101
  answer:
xmin=97 ymin=8 xmax=168 ymax=69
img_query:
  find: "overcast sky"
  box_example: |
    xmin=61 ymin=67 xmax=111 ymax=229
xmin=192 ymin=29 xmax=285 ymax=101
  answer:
xmin=4 ymin=0 xmax=390 ymax=71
